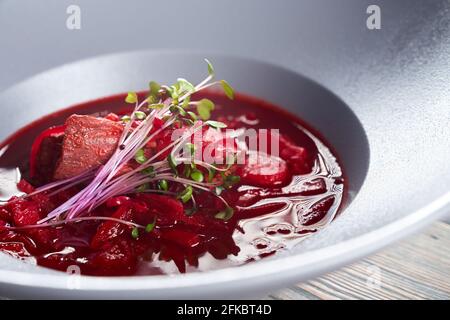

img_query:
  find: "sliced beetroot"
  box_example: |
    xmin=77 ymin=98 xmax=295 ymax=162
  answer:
xmin=105 ymin=196 xmax=131 ymax=208
xmin=90 ymin=205 xmax=134 ymax=249
xmin=0 ymin=231 xmax=38 ymax=255
xmin=8 ymin=198 xmax=41 ymax=227
xmin=0 ymin=220 xmax=7 ymax=234
xmin=17 ymin=179 xmax=35 ymax=194
xmin=136 ymin=194 xmax=185 ymax=226
xmin=91 ymin=239 xmax=137 ymax=275
xmin=54 ymin=115 xmax=123 ymax=180
xmin=104 ymin=113 xmax=120 ymax=122
xmin=0 ymin=241 xmax=32 ymax=259
xmin=0 ymin=208 xmax=11 ymax=223
xmin=160 ymin=229 xmax=201 ymax=249
xmin=237 ymin=152 xmax=290 ymax=188
xmin=281 ymin=145 xmax=311 ymax=174
xmin=25 ymin=228 xmax=55 ymax=249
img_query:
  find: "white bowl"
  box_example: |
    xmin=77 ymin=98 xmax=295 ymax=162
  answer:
xmin=0 ymin=52 xmax=449 ymax=299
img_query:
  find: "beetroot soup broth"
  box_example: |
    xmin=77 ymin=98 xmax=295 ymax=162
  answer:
xmin=0 ymin=90 xmax=345 ymax=276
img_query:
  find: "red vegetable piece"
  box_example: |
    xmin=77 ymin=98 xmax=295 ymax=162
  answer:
xmin=25 ymin=228 xmax=55 ymax=249
xmin=91 ymin=240 xmax=136 ymax=275
xmin=0 ymin=220 xmax=7 ymax=234
xmin=8 ymin=198 xmax=41 ymax=226
xmin=17 ymin=179 xmax=35 ymax=194
xmin=104 ymin=113 xmax=120 ymax=122
xmin=137 ymin=194 xmax=184 ymax=226
xmin=0 ymin=241 xmax=32 ymax=259
xmin=106 ymin=196 xmax=131 ymax=208
xmin=161 ymin=229 xmax=201 ymax=249
xmin=90 ymin=205 xmax=133 ymax=249
xmin=0 ymin=208 xmax=11 ymax=223
xmin=237 ymin=152 xmax=290 ymax=188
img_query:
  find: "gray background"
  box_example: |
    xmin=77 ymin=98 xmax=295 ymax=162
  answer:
xmin=1 ymin=0 xmax=448 ymax=94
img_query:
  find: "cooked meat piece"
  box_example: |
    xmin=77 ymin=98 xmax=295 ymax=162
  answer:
xmin=53 ymin=115 xmax=123 ymax=180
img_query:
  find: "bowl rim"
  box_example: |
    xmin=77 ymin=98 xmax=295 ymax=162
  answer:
xmin=0 ymin=49 xmax=448 ymax=292
xmin=0 ymin=190 xmax=448 ymax=290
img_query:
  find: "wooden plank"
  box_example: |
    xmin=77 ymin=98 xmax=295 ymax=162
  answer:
xmin=268 ymin=221 xmax=450 ymax=300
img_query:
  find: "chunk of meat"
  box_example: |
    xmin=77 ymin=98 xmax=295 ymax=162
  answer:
xmin=53 ymin=115 xmax=123 ymax=180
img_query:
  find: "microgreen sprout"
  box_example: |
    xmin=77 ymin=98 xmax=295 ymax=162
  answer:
xmin=135 ymin=149 xmax=147 ymax=164
xmin=215 ymin=207 xmax=234 ymax=221
xmin=145 ymin=220 xmax=156 ymax=233
xmin=134 ymin=111 xmax=146 ymax=120
xmin=158 ymin=179 xmax=169 ymax=191
xmin=190 ymin=170 xmax=204 ymax=183
xmin=121 ymin=115 xmax=131 ymax=123
xmin=196 ymin=99 xmax=215 ymax=120
xmin=131 ymin=227 xmax=140 ymax=239
xmin=178 ymin=185 xmax=193 ymax=203
xmin=125 ymin=92 xmax=138 ymax=104
xmin=205 ymin=120 xmax=227 ymax=129
xmin=33 ymin=59 xmax=239 ymax=224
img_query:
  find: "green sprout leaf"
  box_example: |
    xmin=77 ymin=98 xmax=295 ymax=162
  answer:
xmin=177 ymin=78 xmax=195 ymax=95
xmin=125 ymin=92 xmax=138 ymax=104
xmin=208 ymin=167 xmax=216 ymax=182
xmin=158 ymin=179 xmax=169 ymax=191
xmin=190 ymin=169 xmax=204 ymax=183
xmin=136 ymin=183 xmax=149 ymax=193
xmin=162 ymin=85 xmax=175 ymax=99
xmin=178 ymin=185 xmax=193 ymax=203
xmin=135 ymin=149 xmax=147 ymax=164
xmin=187 ymin=111 xmax=198 ymax=121
xmin=196 ymin=98 xmax=215 ymax=121
xmin=171 ymin=104 xmax=187 ymax=116
xmin=205 ymin=58 xmax=215 ymax=76
xmin=214 ymin=207 xmax=234 ymax=221
xmin=142 ymin=166 xmax=155 ymax=177
xmin=223 ymin=175 xmax=240 ymax=188
xmin=131 ymin=227 xmax=139 ymax=239
xmin=168 ymin=153 xmax=178 ymax=175
xmin=220 ymin=80 xmax=234 ymax=100
xmin=205 ymin=120 xmax=227 ymax=129
xmin=148 ymin=81 xmax=161 ymax=104
xmin=121 ymin=115 xmax=131 ymax=123
xmin=147 ymin=103 xmax=165 ymax=109
xmin=134 ymin=111 xmax=146 ymax=120
xmin=145 ymin=220 xmax=156 ymax=233
xmin=182 ymin=95 xmax=191 ymax=109
xmin=183 ymin=164 xmax=192 ymax=178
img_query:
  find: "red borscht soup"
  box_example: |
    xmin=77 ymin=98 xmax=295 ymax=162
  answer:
xmin=0 ymin=64 xmax=345 ymax=276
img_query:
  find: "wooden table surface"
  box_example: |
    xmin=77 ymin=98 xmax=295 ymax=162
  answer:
xmin=267 ymin=221 xmax=450 ymax=300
